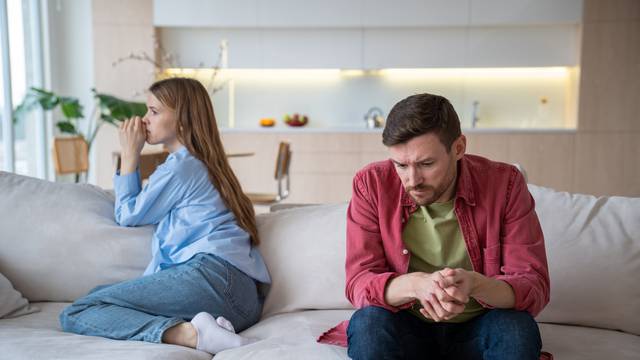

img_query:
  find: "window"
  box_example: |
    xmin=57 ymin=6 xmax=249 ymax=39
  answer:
xmin=0 ymin=0 xmax=47 ymax=177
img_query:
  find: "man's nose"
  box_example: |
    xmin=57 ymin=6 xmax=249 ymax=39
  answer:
xmin=406 ymin=166 xmax=422 ymax=188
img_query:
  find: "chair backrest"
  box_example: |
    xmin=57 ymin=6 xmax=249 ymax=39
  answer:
xmin=274 ymin=142 xmax=291 ymax=180
xmin=53 ymin=136 xmax=88 ymax=175
xmin=274 ymin=142 xmax=291 ymax=200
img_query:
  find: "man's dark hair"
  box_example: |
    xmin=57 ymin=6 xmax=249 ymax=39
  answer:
xmin=382 ymin=93 xmax=461 ymax=151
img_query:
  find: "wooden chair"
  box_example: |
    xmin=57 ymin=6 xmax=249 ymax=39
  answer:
xmin=53 ymin=136 xmax=88 ymax=176
xmin=246 ymin=142 xmax=291 ymax=205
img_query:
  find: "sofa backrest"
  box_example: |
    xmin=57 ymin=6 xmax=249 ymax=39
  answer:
xmin=1 ymin=172 xmax=639 ymax=336
xmin=0 ymin=172 xmax=152 ymax=302
xmin=256 ymin=203 xmax=351 ymax=318
xmin=258 ymin=184 xmax=640 ymax=336
xmin=529 ymin=184 xmax=640 ymax=336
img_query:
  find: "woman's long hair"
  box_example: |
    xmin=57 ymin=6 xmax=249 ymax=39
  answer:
xmin=149 ymin=77 xmax=260 ymax=245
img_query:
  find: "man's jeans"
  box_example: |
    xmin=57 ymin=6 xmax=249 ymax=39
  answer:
xmin=59 ymin=253 xmax=262 ymax=343
xmin=347 ymin=306 xmax=541 ymax=360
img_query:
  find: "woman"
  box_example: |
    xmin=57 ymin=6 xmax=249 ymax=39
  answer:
xmin=59 ymin=78 xmax=270 ymax=354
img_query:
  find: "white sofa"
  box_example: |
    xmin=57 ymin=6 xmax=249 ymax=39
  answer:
xmin=0 ymin=171 xmax=639 ymax=359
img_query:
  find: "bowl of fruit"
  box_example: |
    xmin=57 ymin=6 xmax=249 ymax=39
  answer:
xmin=283 ymin=113 xmax=308 ymax=127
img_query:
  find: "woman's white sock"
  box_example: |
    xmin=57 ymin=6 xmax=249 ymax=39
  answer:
xmin=190 ymin=312 xmax=253 ymax=354
xmin=216 ymin=316 xmax=235 ymax=333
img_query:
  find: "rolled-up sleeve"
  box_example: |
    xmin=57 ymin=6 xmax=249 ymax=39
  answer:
xmin=345 ymin=173 xmax=413 ymax=312
xmin=495 ymin=169 xmax=551 ymax=316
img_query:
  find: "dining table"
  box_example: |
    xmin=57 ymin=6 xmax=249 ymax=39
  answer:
xmin=112 ymin=150 xmax=255 ymax=181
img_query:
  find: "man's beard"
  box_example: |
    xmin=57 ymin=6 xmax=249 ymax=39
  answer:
xmin=406 ymin=171 xmax=456 ymax=206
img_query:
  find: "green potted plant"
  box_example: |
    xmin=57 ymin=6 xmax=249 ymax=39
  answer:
xmin=13 ymin=87 xmax=147 ymax=181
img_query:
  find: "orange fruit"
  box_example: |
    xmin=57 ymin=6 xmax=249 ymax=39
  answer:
xmin=260 ymin=118 xmax=276 ymax=127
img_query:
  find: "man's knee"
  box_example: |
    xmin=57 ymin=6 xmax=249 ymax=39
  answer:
xmin=493 ymin=310 xmax=539 ymax=339
xmin=348 ymin=306 xmax=396 ymax=333
xmin=484 ymin=309 xmax=541 ymax=356
xmin=347 ymin=307 xmax=404 ymax=360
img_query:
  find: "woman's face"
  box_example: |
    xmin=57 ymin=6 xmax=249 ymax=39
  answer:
xmin=143 ymin=94 xmax=182 ymax=152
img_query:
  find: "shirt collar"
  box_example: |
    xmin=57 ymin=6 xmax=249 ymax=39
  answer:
xmin=174 ymin=145 xmax=188 ymax=154
xmin=455 ymin=155 xmax=476 ymax=206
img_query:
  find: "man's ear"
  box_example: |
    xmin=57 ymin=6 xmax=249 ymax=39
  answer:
xmin=454 ymin=135 xmax=466 ymax=160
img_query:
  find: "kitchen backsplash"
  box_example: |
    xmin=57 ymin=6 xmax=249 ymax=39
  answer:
xmin=173 ymin=67 xmax=579 ymax=130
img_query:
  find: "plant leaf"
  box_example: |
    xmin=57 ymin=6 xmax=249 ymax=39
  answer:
xmin=59 ymin=97 xmax=84 ymax=119
xmin=32 ymin=88 xmax=60 ymax=110
xmin=13 ymin=87 xmax=60 ymax=123
xmin=94 ymin=90 xmax=146 ymax=124
xmin=56 ymin=121 xmax=78 ymax=134
xmin=100 ymin=113 xmax=118 ymax=126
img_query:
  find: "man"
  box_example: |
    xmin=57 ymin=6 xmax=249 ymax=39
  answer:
xmin=318 ymin=93 xmax=550 ymax=359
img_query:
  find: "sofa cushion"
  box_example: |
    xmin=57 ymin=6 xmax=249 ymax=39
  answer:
xmin=256 ymin=203 xmax=353 ymax=318
xmin=0 ymin=172 xmax=152 ymax=302
xmin=2 ymin=304 xmax=638 ymax=360
xmin=0 ymin=272 xmax=38 ymax=318
xmin=218 ymin=309 xmax=640 ymax=360
xmin=529 ymin=184 xmax=640 ymax=336
xmin=218 ymin=310 xmax=352 ymax=359
xmin=0 ymin=302 xmax=209 ymax=360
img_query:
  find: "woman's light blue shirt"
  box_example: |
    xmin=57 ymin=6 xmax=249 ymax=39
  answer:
xmin=113 ymin=146 xmax=271 ymax=284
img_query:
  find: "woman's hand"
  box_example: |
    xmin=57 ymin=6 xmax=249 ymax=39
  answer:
xmin=119 ymin=116 xmax=146 ymax=175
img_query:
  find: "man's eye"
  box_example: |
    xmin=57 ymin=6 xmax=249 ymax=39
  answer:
xmin=396 ymin=164 xmax=407 ymax=169
xmin=421 ymin=162 xmax=434 ymax=167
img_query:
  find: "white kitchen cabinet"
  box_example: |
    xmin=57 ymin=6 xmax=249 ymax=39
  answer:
xmin=155 ymin=0 xmax=584 ymax=69
xmin=160 ymin=28 xmax=362 ymax=69
xmin=362 ymin=25 xmax=580 ymax=68
xmin=465 ymin=25 xmax=580 ymax=67
xmin=362 ymin=28 xmax=467 ymax=68
xmin=361 ymin=0 xmax=469 ymax=27
xmin=260 ymin=29 xmax=362 ymax=68
xmin=154 ymin=0 xmax=258 ymax=27
xmin=155 ymin=0 xmax=583 ymax=28
xmin=256 ymin=0 xmax=362 ymax=27
xmin=470 ymin=0 xmax=583 ymax=26
xmin=159 ymin=28 xmax=263 ymax=68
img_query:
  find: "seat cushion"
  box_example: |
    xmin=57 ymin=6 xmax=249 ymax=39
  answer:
xmin=217 ymin=310 xmax=352 ymax=359
xmin=0 ymin=302 xmax=209 ymax=360
xmin=2 ymin=304 xmax=638 ymax=359
xmin=538 ymin=323 xmax=640 ymax=360
xmin=220 ymin=309 xmax=640 ymax=360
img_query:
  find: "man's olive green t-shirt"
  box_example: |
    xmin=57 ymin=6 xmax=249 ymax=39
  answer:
xmin=402 ymin=199 xmax=487 ymax=323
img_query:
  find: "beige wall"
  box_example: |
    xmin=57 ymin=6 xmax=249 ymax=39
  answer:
xmin=572 ymin=0 xmax=640 ymax=196
xmin=92 ymin=0 xmax=160 ymax=188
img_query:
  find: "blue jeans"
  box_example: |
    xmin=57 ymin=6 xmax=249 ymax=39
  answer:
xmin=347 ymin=306 xmax=541 ymax=360
xmin=60 ymin=253 xmax=262 ymax=343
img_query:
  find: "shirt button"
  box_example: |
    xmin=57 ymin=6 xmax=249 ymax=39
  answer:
xmin=402 ymin=249 xmax=409 ymax=255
